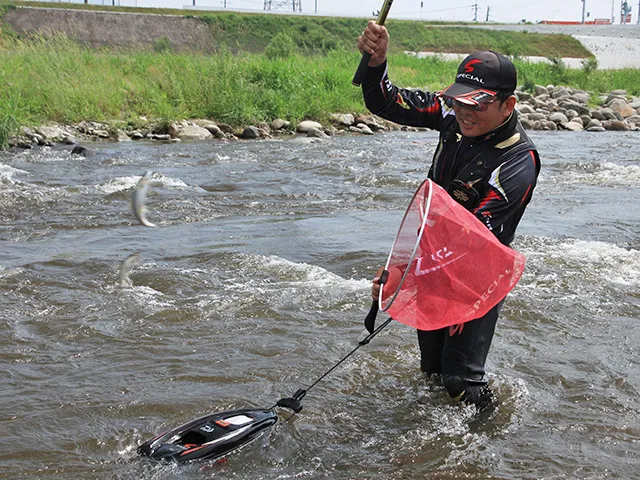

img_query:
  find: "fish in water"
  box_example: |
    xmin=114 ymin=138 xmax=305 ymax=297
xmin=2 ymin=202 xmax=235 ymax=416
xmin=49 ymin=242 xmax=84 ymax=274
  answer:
xmin=119 ymin=252 xmax=141 ymax=288
xmin=132 ymin=171 xmax=157 ymax=227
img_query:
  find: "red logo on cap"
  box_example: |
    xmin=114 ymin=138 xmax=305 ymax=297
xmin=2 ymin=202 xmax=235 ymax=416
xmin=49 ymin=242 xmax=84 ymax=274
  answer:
xmin=464 ymin=59 xmax=483 ymax=73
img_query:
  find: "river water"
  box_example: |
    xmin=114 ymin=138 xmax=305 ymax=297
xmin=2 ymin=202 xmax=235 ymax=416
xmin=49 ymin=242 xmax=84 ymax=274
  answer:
xmin=1 ymin=130 xmax=639 ymax=479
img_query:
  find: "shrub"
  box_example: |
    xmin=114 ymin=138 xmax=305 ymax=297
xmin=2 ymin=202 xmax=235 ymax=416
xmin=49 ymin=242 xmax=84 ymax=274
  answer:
xmin=500 ymin=40 xmax=523 ymax=59
xmin=581 ymin=57 xmax=599 ymax=74
xmin=521 ymin=75 xmax=536 ymax=93
xmin=547 ymin=56 xmax=568 ymax=83
xmin=153 ymin=36 xmax=172 ymax=53
xmin=264 ymin=32 xmax=297 ymax=60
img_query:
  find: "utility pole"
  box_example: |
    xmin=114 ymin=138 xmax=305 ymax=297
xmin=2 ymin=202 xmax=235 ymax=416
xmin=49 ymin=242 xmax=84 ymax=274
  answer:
xmin=315 ymin=0 xmax=317 ymax=14
xmin=581 ymin=0 xmax=586 ymax=23
xmin=486 ymin=5 xmax=490 ymax=22
xmin=620 ymin=0 xmax=623 ymax=23
xmin=638 ymin=0 xmax=639 ymax=23
xmin=472 ymin=3 xmax=479 ymax=21
xmin=621 ymin=0 xmax=631 ymax=23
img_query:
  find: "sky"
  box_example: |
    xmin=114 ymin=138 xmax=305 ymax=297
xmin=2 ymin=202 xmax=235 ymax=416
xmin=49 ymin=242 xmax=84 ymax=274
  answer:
xmin=104 ymin=0 xmax=635 ymax=24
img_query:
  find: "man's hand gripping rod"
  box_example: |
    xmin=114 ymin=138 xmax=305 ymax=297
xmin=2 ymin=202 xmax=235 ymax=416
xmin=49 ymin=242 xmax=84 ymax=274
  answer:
xmin=352 ymin=0 xmax=395 ymax=87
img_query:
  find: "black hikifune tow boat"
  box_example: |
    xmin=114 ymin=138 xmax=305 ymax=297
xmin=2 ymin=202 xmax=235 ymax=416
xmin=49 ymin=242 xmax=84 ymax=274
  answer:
xmin=137 ymin=304 xmax=390 ymax=465
xmin=136 ymin=312 xmax=390 ymax=465
xmin=138 ymin=389 xmax=305 ymax=464
xmin=138 ymin=408 xmax=279 ymax=463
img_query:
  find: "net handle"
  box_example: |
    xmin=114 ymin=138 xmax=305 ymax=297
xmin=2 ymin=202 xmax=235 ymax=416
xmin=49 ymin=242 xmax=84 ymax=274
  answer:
xmin=379 ymin=179 xmax=434 ymax=312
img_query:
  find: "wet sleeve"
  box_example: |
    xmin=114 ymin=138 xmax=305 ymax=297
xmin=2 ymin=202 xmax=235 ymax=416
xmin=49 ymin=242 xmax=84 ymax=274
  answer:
xmin=361 ymin=61 xmax=448 ymax=131
xmin=472 ymin=150 xmax=538 ymax=233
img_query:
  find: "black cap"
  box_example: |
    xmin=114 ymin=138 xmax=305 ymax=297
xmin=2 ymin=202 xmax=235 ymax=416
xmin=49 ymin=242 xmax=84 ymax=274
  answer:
xmin=442 ymin=51 xmax=517 ymax=105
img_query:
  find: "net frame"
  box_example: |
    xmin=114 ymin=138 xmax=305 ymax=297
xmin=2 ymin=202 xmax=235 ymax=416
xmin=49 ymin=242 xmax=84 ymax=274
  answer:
xmin=378 ymin=179 xmax=433 ymax=312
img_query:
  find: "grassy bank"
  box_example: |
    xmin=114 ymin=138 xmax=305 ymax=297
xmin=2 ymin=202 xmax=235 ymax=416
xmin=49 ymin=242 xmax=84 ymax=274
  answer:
xmin=1 ymin=36 xmax=638 ymax=131
xmin=1 ymin=5 xmax=639 ymax=148
xmin=11 ymin=1 xmax=592 ymax=58
xmin=195 ymin=14 xmax=591 ymax=58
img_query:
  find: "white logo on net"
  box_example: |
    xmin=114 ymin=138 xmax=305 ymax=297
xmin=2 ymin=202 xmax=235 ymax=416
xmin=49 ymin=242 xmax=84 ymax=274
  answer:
xmin=414 ymin=248 xmax=468 ymax=276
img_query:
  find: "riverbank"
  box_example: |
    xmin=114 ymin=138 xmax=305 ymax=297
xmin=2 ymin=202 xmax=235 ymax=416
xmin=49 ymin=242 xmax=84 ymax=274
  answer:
xmin=2 ymin=3 xmax=592 ymax=58
xmin=3 ymin=51 xmax=640 ymax=150
xmin=9 ymin=82 xmax=640 ymax=153
xmin=1 ymin=6 xmax=640 ymax=149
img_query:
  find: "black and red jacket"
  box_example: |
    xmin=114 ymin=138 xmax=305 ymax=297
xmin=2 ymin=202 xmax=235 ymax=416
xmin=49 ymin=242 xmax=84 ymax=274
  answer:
xmin=363 ymin=61 xmax=540 ymax=246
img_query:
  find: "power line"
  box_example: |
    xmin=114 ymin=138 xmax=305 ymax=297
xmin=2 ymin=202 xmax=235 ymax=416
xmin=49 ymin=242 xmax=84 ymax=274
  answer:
xmin=393 ymin=4 xmax=478 ymax=16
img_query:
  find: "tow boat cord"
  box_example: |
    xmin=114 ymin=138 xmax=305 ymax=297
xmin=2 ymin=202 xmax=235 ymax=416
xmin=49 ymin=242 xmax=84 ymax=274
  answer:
xmin=272 ymin=315 xmax=393 ymax=419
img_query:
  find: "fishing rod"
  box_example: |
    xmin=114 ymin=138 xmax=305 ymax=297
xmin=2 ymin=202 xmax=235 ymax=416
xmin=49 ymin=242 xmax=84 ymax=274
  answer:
xmin=352 ymin=0 xmax=395 ymax=87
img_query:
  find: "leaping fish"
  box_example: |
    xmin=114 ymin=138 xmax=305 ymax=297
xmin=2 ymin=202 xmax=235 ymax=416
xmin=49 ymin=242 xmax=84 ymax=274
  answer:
xmin=119 ymin=252 xmax=141 ymax=288
xmin=132 ymin=171 xmax=157 ymax=227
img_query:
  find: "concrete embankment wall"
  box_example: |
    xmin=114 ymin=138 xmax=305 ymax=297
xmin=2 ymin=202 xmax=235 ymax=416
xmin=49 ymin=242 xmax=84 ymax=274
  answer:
xmin=2 ymin=6 xmax=215 ymax=52
xmin=464 ymin=23 xmax=640 ymax=39
xmin=464 ymin=23 xmax=640 ymax=69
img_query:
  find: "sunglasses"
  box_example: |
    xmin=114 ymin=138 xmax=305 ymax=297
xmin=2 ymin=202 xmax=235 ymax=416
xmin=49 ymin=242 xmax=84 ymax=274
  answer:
xmin=450 ymin=98 xmax=498 ymax=112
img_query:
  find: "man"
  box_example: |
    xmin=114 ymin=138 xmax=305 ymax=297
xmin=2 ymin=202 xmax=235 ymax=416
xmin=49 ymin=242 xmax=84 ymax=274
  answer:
xmin=357 ymin=21 xmax=540 ymax=410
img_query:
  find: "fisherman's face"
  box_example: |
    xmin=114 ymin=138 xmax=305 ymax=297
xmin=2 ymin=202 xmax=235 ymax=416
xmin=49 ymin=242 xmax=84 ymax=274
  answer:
xmin=452 ymin=95 xmax=516 ymax=137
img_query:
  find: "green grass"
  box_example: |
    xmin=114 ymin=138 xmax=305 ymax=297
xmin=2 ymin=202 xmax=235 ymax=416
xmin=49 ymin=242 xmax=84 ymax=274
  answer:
xmin=371 ymin=54 xmax=640 ymax=97
xmin=0 ymin=99 xmax=19 ymax=148
xmin=0 ymin=4 xmax=638 ymax=148
xmin=514 ymin=59 xmax=640 ymax=97
xmin=386 ymin=24 xmax=590 ymax=59
xmin=8 ymin=1 xmax=592 ymax=58
xmin=0 ymin=36 xmax=369 ymax=135
xmin=1 ymin=35 xmax=637 ymax=129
